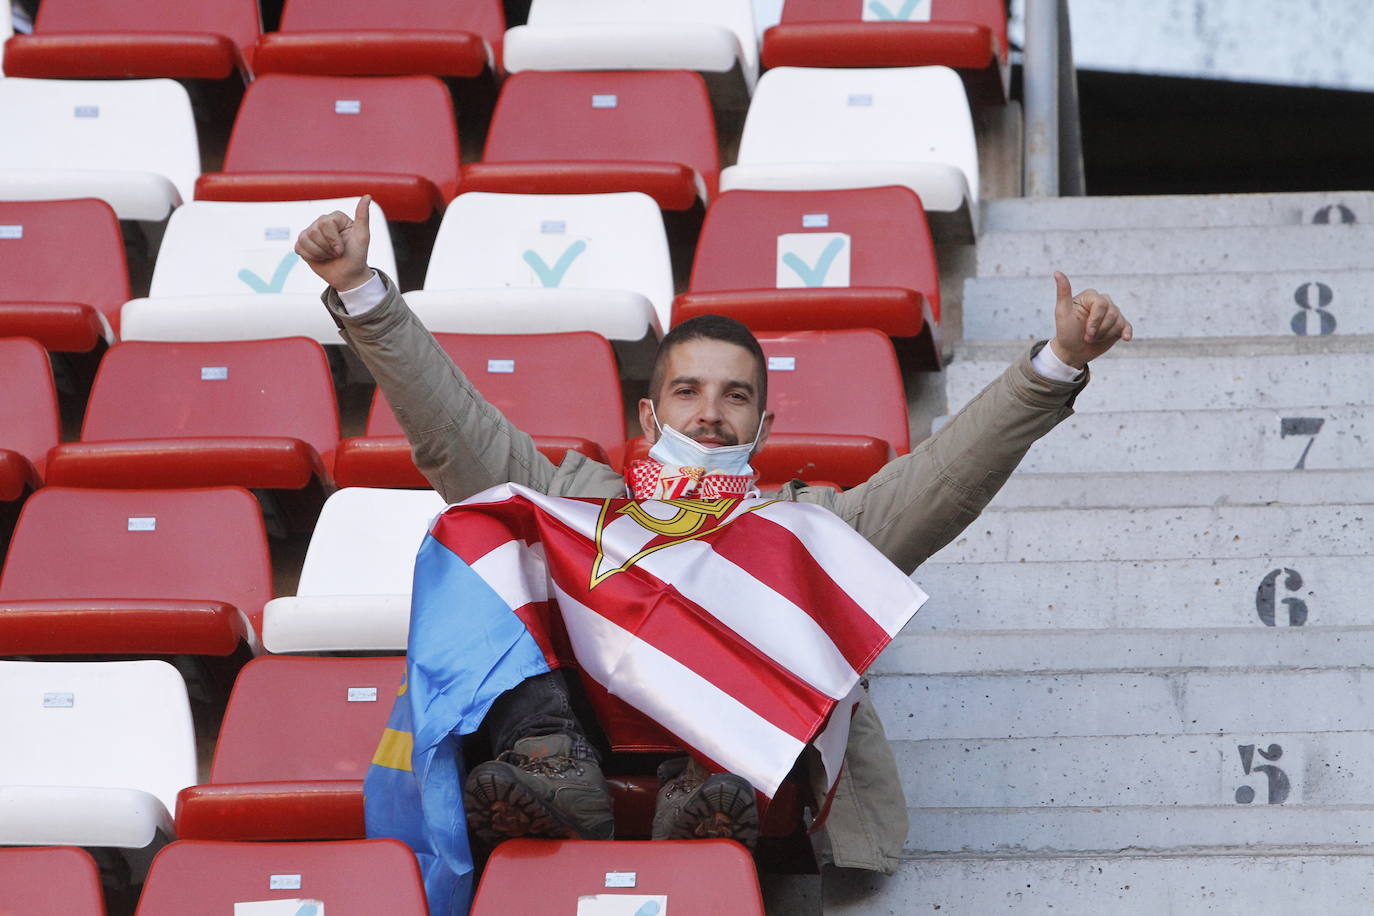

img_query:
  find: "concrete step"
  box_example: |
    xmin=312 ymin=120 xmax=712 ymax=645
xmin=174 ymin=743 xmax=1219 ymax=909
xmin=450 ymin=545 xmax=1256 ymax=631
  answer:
xmin=872 ymin=626 xmax=1374 ymax=677
xmin=988 ymin=469 xmax=1374 ymax=508
xmin=870 ymin=667 xmax=1374 ymax=741
xmin=980 ymin=191 xmax=1374 ymax=233
xmin=909 ymin=555 xmax=1365 ymax=631
xmin=824 ymin=853 xmax=1374 ymax=915
xmin=962 ymin=269 xmax=1374 ymax=340
xmin=946 ymin=336 xmax=1374 ymax=413
xmin=927 ymin=503 xmax=1371 ymax=564
xmin=987 ymin=409 xmax=1374 ymax=474
xmin=903 ymin=805 xmax=1374 ymax=858
xmin=975 ymin=224 xmax=1374 ymax=278
xmin=894 ymin=729 xmax=1367 ymax=808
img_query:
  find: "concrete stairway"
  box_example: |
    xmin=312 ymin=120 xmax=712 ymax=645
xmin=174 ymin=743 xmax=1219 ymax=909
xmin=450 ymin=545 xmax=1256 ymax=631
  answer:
xmin=834 ymin=191 xmax=1374 ymax=914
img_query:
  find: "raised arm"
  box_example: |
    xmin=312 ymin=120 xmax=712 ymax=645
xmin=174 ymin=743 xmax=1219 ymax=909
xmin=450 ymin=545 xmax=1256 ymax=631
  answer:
xmin=295 ymin=197 xmax=561 ymax=502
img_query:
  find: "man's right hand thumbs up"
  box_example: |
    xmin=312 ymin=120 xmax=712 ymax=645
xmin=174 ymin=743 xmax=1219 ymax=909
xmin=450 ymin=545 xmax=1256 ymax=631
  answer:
xmin=296 ymin=194 xmax=374 ymax=291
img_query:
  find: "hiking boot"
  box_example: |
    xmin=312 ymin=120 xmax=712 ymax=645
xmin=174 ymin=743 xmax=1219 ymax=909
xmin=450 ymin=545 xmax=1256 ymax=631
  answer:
xmin=463 ymin=733 xmax=614 ymax=848
xmin=650 ymin=756 xmax=759 ymax=848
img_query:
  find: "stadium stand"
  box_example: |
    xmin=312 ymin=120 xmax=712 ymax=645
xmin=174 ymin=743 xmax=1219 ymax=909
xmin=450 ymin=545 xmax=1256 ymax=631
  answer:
xmin=195 ymin=74 xmax=460 ymax=222
xmin=0 ymin=337 xmax=57 ymax=511
xmin=471 ymin=838 xmax=765 ymax=914
xmin=0 ymin=659 xmax=196 ymax=850
xmin=335 ymin=330 xmax=626 ymax=487
xmin=176 ymin=655 xmax=405 ymax=840
xmin=45 ymin=338 xmax=339 ymax=495
xmin=0 ymin=77 xmax=199 ymax=221
xmin=2 ymin=0 xmax=261 ymax=81
xmin=463 ymin=70 xmax=719 ymax=210
xmin=720 ymin=64 xmax=980 ymax=240
xmin=0 ymin=199 xmax=130 ymax=352
xmin=761 ymin=0 xmax=1010 ymax=104
xmin=0 ymin=486 xmax=270 ymax=655
xmin=672 ymin=186 xmax=942 ymax=359
xmin=401 ymin=190 xmax=673 ymax=350
xmin=255 ymin=0 xmax=504 ymax=78
xmin=133 ymin=839 xmax=427 ymax=915
xmin=119 ymin=197 xmax=395 ymax=345
xmin=261 ymin=487 xmax=444 ymax=653
xmin=504 ymin=0 xmax=759 ymax=109
xmin=0 ymin=846 xmax=107 ymax=915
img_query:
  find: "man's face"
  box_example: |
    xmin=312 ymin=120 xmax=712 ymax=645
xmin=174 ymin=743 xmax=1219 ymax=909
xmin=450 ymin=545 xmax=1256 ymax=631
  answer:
xmin=638 ymin=338 xmax=772 ymax=451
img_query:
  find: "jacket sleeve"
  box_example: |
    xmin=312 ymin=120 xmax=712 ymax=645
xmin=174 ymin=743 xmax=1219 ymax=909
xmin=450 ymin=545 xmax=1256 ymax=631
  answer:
xmin=793 ymin=343 xmax=1086 ymax=575
xmin=322 ymin=270 xmax=558 ymax=503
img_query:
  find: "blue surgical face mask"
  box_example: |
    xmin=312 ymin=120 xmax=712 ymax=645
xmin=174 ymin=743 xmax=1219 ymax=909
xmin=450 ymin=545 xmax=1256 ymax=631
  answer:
xmin=646 ymin=401 xmax=765 ymax=477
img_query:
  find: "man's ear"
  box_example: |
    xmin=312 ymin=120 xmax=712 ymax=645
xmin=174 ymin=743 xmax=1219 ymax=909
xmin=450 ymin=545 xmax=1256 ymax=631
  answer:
xmin=751 ymin=410 xmax=774 ymax=456
xmin=638 ymin=397 xmax=660 ymax=444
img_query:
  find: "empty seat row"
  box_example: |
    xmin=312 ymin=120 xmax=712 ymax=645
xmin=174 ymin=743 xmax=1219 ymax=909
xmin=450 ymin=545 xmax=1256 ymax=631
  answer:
xmin=0 ymin=65 xmax=979 ymax=235
xmin=3 ymin=188 xmax=941 ymax=356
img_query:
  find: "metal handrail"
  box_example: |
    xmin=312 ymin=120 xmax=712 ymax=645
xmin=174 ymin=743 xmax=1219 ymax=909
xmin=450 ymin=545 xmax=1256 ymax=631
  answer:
xmin=1023 ymin=0 xmax=1085 ymax=196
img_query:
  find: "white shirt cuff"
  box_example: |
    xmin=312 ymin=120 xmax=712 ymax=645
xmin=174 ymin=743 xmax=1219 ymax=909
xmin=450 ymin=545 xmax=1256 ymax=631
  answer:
xmin=337 ymin=269 xmax=385 ymax=316
xmin=1031 ymin=343 xmax=1085 ymax=383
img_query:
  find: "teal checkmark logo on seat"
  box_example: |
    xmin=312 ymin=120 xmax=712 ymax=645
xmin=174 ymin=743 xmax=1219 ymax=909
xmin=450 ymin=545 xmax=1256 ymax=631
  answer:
xmin=523 ymin=240 xmax=588 ymax=288
xmin=238 ymin=252 xmax=300 ymax=293
xmin=868 ymin=0 xmax=921 ymax=19
xmin=632 ymin=903 xmax=661 ymax=916
xmin=781 ymin=236 xmax=847 ymax=287
xmin=293 ymin=904 xmax=319 ymax=916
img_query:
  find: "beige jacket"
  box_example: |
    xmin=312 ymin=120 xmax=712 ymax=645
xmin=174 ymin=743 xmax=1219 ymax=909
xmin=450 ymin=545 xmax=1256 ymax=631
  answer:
xmin=326 ymin=272 xmax=1087 ymax=873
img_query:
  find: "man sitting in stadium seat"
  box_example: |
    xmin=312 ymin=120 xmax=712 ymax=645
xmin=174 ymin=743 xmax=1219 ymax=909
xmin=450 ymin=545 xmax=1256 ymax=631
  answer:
xmin=295 ymin=196 xmax=1132 ymax=874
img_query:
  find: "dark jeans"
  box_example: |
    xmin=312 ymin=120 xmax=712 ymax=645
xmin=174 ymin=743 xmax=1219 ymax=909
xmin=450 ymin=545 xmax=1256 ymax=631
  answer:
xmin=485 ymin=670 xmax=602 ymax=764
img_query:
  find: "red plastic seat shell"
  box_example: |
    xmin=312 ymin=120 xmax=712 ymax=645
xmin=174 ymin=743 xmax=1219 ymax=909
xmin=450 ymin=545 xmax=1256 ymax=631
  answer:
xmin=674 ymin=287 xmax=928 ymax=337
xmin=0 ymin=846 xmax=106 ymax=915
xmin=135 ymin=839 xmax=427 ymax=915
xmin=471 ymin=838 xmax=763 ymax=915
xmin=0 ymin=337 xmax=60 ymax=483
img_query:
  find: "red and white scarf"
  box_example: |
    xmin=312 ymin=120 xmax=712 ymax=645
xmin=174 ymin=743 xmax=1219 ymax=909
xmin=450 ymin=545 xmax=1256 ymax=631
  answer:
xmin=626 ymin=459 xmax=758 ymax=501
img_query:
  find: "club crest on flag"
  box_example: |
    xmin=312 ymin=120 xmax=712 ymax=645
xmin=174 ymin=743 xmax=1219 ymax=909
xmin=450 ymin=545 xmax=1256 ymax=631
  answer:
xmin=590 ymin=496 xmax=775 ymax=588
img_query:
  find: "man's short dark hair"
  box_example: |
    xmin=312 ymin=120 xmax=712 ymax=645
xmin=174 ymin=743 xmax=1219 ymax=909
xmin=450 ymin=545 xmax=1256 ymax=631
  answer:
xmin=648 ymin=314 xmax=768 ymax=409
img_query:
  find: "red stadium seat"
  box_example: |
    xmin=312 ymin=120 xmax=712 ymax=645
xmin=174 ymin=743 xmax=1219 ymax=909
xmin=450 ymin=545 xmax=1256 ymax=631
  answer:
xmin=0 ymin=338 xmax=58 ymax=503
xmin=46 ymin=338 xmax=339 ymax=492
xmin=335 ymin=331 xmax=626 ymax=486
xmin=0 ymin=199 xmax=130 ymax=351
xmin=672 ymin=186 xmax=942 ymax=359
xmin=2 ymin=0 xmax=260 ymax=80
xmin=762 ymin=0 xmax=1010 ymax=104
xmin=176 ymin=656 xmax=404 ymax=841
xmin=135 ymin=839 xmax=427 ymax=916
xmin=196 ymin=74 xmax=461 ymax=222
xmin=471 ymin=838 xmax=764 ymax=914
xmin=0 ymin=846 xmax=106 ymax=915
xmin=464 ymin=70 xmax=719 ymax=210
xmin=0 ymin=487 xmax=270 ymax=655
xmin=256 ymin=0 xmax=504 ymax=78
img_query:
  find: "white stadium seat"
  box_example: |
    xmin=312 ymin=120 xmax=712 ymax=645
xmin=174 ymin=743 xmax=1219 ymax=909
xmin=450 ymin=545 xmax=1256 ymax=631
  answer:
xmin=119 ymin=197 xmax=396 ymax=344
xmin=720 ymin=65 xmax=980 ymax=240
xmin=405 ymin=190 xmax=674 ymax=346
xmin=263 ymin=487 xmax=446 ymax=652
xmin=0 ymin=78 xmax=199 ymax=221
xmin=0 ymin=660 xmax=196 ymax=849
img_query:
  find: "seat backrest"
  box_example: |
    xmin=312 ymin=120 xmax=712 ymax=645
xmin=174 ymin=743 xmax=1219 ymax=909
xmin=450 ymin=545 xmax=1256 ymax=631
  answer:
xmin=221 ymin=73 xmax=460 ymax=201
xmin=0 ymin=486 xmax=272 ymax=629
xmin=0 ymin=846 xmax=107 ymax=915
xmin=295 ymin=487 xmax=446 ymax=596
xmin=758 ymin=328 xmax=910 ymax=452
xmin=484 ymin=70 xmax=720 ymax=197
xmin=135 ymin=839 xmax=428 ymax=915
xmin=422 ymin=191 xmax=673 ymax=326
xmin=0 ymin=77 xmax=201 ymax=208
xmin=150 ymin=198 xmax=397 ymax=298
xmin=0 ymin=337 xmax=60 ymax=479
xmin=365 ymin=331 xmax=626 ymax=454
xmin=30 ymin=0 xmax=262 ymax=69
xmin=689 ymin=186 xmax=940 ymax=323
xmin=211 ymin=655 xmax=405 ymax=783
xmin=280 ymin=0 xmax=504 ymax=45
xmin=782 ymin=0 xmax=1007 ymax=33
xmin=0 ymin=199 xmax=131 ymax=338
xmin=736 ymin=65 xmax=978 ymax=202
xmin=0 ymin=659 xmax=196 ymax=817
xmin=79 ymin=338 xmax=339 ymax=467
